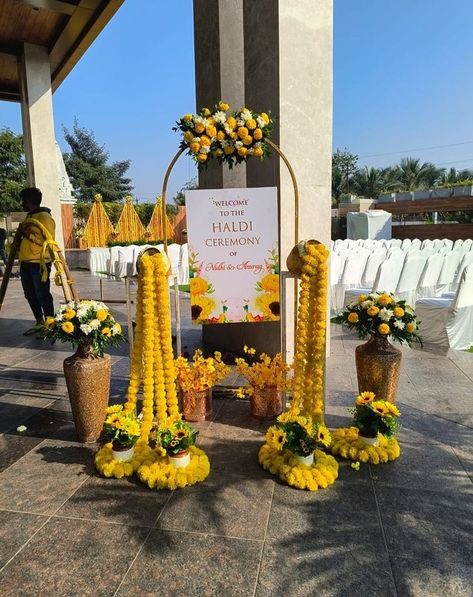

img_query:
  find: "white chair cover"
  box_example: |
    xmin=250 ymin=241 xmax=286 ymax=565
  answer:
xmin=167 ymin=243 xmax=181 ymax=278
xmin=179 ymin=243 xmax=190 ymax=285
xmin=436 ymin=251 xmax=461 ymax=295
xmin=87 ymin=248 xmax=110 ymax=274
xmin=395 ymin=253 xmax=428 ymax=304
xmin=416 ymin=253 xmax=444 ymax=300
xmin=453 ymin=239 xmax=464 ymax=249
xmin=401 ymin=239 xmax=412 ymax=250
xmin=416 ymin=264 xmax=473 ymax=350
xmin=411 ymin=238 xmax=422 ymax=250
xmin=421 ymin=239 xmax=434 ymax=250
xmin=114 ymin=245 xmax=135 ymax=278
xmin=332 ymin=252 xmax=369 ymax=313
xmin=390 ymin=239 xmax=402 ymax=248
xmin=343 ymin=254 xmax=405 ymax=306
xmin=442 ymin=239 xmax=453 ymax=250
xmin=107 ymin=246 xmax=121 ymax=275
xmin=361 ymin=251 xmax=386 ymax=287
xmin=463 ymin=239 xmax=473 ymax=250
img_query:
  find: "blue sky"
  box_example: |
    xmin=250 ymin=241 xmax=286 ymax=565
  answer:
xmin=1 ymin=0 xmax=473 ymax=201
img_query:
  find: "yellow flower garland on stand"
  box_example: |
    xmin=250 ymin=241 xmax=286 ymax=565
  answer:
xmin=95 ymin=252 xmax=210 ymax=486
xmin=258 ymin=241 xmax=339 ymax=491
xmin=330 ymin=427 xmax=401 ymax=464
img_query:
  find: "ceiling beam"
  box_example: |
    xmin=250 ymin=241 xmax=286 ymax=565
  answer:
xmin=16 ymin=0 xmax=79 ymax=15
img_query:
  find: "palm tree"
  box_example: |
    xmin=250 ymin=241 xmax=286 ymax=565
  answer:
xmin=390 ymin=157 xmax=443 ymax=191
xmin=437 ymin=167 xmax=473 ymax=185
xmin=351 ymin=167 xmax=385 ymax=198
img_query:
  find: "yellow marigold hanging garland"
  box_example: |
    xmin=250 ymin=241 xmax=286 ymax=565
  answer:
xmin=95 ymin=251 xmax=210 ymax=485
xmin=258 ymin=241 xmax=335 ymax=491
xmin=330 ymin=427 xmax=401 ymax=464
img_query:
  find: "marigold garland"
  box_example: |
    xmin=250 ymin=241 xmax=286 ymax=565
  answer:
xmin=330 ymin=427 xmax=401 ymax=464
xmin=259 ymin=446 xmax=338 ymax=491
xmin=258 ymin=241 xmax=334 ymax=491
xmin=95 ymin=251 xmax=210 ymax=486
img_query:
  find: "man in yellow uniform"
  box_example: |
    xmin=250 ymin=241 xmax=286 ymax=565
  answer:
xmin=18 ymin=187 xmax=56 ymax=335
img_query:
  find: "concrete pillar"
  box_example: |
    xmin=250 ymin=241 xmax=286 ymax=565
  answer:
xmin=18 ymin=43 xmax=64 ymax=251
xmin=193 ymin=0 xmax=333 ymax=357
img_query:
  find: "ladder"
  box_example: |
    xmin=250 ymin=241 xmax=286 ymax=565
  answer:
xmin=0 ymin=221 xmax=80 ymax=312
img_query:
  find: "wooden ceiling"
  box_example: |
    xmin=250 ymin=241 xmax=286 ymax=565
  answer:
xmin=0 ymin=0 xmax=124 ymax=102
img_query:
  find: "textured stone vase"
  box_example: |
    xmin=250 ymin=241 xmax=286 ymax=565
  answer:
xmin=355 ymin=334 xmax=401 ymax=403
xmin=182 ymin=388 xmax=212 ymax=422
xmin=63 ymin=343 xmax=111 ymax=442
xmin=250 ymin=387 xmax=283 ymax=419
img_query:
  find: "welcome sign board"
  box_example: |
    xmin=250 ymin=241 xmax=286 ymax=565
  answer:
xmin=185 ymin=187 xmax=279 ymax=324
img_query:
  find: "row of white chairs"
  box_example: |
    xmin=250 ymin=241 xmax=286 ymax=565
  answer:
xmin=87 ymin=243 xmax=190 ymax=285
xmin=332 ymin=238 xmax=473 ymax=252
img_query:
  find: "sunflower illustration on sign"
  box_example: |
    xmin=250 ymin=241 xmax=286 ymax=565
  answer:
xmin=253 ymin=247 xmax=280 ymax=321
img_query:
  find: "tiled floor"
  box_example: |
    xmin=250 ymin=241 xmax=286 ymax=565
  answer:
xmin=0 ymin=271 xmax=472 ymax=596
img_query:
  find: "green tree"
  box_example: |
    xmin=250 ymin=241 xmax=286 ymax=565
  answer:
xmin=332 ymin=148 xmax=358 ymax=201
xmin=62 ymin=120 xmax=133 ymax=201
xmin=351 ymin=167 xmax=385 ymax=198
xmin=172 ymin=177 xmax=198 ymax=206
xmin=0 ymin=128 xmax=26 ymax=214
xmin=390 ymin=157 xmax=442 ymax=191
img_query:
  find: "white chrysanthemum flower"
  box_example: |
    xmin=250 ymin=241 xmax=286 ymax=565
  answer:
xmin=224 ymin=125 xmax=232 ymax=135
xmin=240 ymin=109 xmax=252 ymax=121
xmin=111 ymin=324 xmax=121 ymax=335
xmin=200 ymin=145 xmax=210 ymax=154
xmin=246 ymin=148 xmax=254 ymax=155
xmin=192 ymin=137 xmax=201 ymax=143
xmin=394 ymin=319 xmax=405 ymax=330
xmin=76 ymin=307 xmax=88 ymax=320
xmin=80 ymin=324 xmax=93 ymax=335
xmin=89 ymin=319 xmax=101 ymax=330
xmin=220 ymin=139 xmax=229 ymax=148
xmin=361 ymin=300 xmax=373 ymax=309
xmin=379 ymin=308 xmax=394 ymax=322
xmin=256 ymin=116 xmax=266 ymax=128
xmin=235 ymin=141 xmax=243 ymax=149
xmin=194 ymin=115 xmax=208 ymax=126
xmin=236 ymin=118 xmax=244 ymax=127
xmin=213 ymin=111 xmax=227 ymax=125
xmin=55 ymin=314 xmax=63 ymax=322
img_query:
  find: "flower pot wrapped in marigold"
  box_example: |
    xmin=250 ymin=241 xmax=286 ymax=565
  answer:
xmin=333 ymin=292 xmax=421 ymax=402
xmin=174 ymin=350 xmax=230 ymax=421
xmin=102 ymin=405 xmax=140 ymax=461
xmin=235 ymin=347 xmax=291 ymax=419
xmin=266 ymin=413 xmax=331 ymax=466
xmin=42 ymin=300 xmax=126 ymax=442
xmin=158 ymin=419 xmax=198 ymax=469
xmin=352 ymin=392 xmax=400 ymax=446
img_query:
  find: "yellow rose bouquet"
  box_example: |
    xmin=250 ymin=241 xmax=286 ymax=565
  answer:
xmin=333 ymin=292 xmax=421 ymax=345
xmin=41 ymin=299 xmax=125 ymax=356
xmin=174 ymin=101 xmax=272 ymax=168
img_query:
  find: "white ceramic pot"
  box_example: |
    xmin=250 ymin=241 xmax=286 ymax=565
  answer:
xmin=169 ymin=450 xmax=191 ymax=468
xmin=359 ymin=434 xmax=379 ymax=447
xmin=294 ymin=453 xmax=314 ymax=466
xmin=112 ymin=445 xmax=134 ymax=461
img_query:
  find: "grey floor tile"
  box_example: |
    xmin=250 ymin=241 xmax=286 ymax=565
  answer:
xmin=117 ymin=529 xmax=261 ymax=596
xmin=0 ymin=439 xmax=94 ymax=514
xmin=0 ymin=517 xmax=148 ymax=597
xmin=0 ymin=433 xmax=43 ymax=473
xmin=0 ymin=510 xmax=46 ymax=569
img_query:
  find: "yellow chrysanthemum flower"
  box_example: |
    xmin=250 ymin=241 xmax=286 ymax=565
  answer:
xmin=357 ymin=294 xmax=368 ymax=303
xmin=406 ymin=322 xmax=416 ymax=333
xmin=393 ymin=307 xmax=404 ymax=318
xmin=261 ymin=112 xmax=270 ymax=124
xmin=202 ymin=107 xmax=211 ymax=116
xmin=224 ymin=146 xmax=235 ymax=155
xmin=367 ymin=306 xmax=379 ymax=317
xmin=200 ymin=135 xmax=211 ymax=147
xmin=246 ymin=118 xmax=257 ymax=130
xmin=194 ymin=123 xmax=205 ymax=134
xmin=347 ymin=312 xmax=359 ymax=324
xmin=101 ymin=327 xmax=111 ymax=337
xmin=61 ymin=321 xmax=74 ymax=334
xmin=190 ymin=141 xmax=201 ymax=154
xmin=63 ymin=309 xmax=76 ymax=320
xmin=226 ymin=116 xmax=237 ymax=130
xmin=184 ymin=130 xmax=193 ymax=143
xmin=377 ymin=293 xmax=393 ymax=306
xmin=96 ymin=309 xmax=108 ymax=321
xmin=253 ymin=128 xmax=263 ymax=141
xmin=217 ymin=130 xmax=225 ymax=141
xmin=182 ymin=113 xmax=193 ymax=122
xmin=197 ymin=153 xmax=207 ymax=163
xmin=378 ymin=323 xmax=390 ymax=335
xmin=45 ymin=316 xmax=55 ymax=327
xmin=218 ymin=101 xmax=229 ymax=111
xmin=253 ymin=146 xmax=263 ymax=158
xmin=237 ymin=126 xmax=248 ymax=139
xmin=237 ymin=147 xmax=247 ymax=157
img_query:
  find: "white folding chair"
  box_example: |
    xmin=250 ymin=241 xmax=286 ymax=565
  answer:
xmin=416 ymin=253 xmax=445 ymax=300
xmin=114 ymin=245 xmax=135 ymax=278
xmin=436 ymin=250 xmax=462 ymax=295
xmin=442 ymin=239 xmax=453 ymax=250
xmin=361 ymin=251 xmax=386 ymax=288
xmin=87 ymin=248 xmax=110 ymax=274
xmin=343 ymin=254 xmax=405 ymax=306
xmin=411 ymin=238 xmax=422 ymax=250
xmin=416 ymin=264 xmax=473 ymax=350
xmin=390 ymin=239 xmax=402 ymax=248
xmin=401 ymin=239 xmax=412 ymax=250
xmin=333 ymin=252 xmax=369 ymax=313
xmin=179 ymin=243 xmax=190 ymax=285
xmin=453 ymin=239 xmax=464 ymax=250
xmin=421 ymin=239 xmax=434 ymax=250
xmin=442 ymin=252 xmax=473 ymax=297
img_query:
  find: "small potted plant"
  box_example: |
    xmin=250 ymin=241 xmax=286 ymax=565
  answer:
xmin=235 ymin=347 xmax=291 ymax=419
xmin=42 ymin=300 xmax=126 ymax=442
xmin=102 ymin=404 xmax=141 ymax=461
xmin=174 ymin=350 xmax=230 ymax=421
xmin=352 ymin=392 xmax=400 ymax=446
xmin=158 ymin=419 xmax=198 ymax=468
xmin=266 ymin=413 xmax=331 ymax=466
xmin=333 ymin=292 xmax=421 ymax=403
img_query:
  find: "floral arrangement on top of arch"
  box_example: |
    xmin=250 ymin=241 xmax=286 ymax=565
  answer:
xmin=174 ymin=101 xmax=272 ymax=167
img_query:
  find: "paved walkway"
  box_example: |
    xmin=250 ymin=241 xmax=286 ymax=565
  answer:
xmin=0 ymin=272 xmax=472 ymax=596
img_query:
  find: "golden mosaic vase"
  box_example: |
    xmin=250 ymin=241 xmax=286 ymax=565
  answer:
xmin=63 ymin=343 xmax=111 ymax=442
xmin=250 ymin=387 xmax=283 ymax=420
xmin=355 ymin=334 xmax=401 ymax=403
xmin=182 ymin=388 xmax=212 ymax=422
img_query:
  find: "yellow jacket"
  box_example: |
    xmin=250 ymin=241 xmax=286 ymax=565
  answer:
xmin=18 ymin=208 xmax=56 ymax=263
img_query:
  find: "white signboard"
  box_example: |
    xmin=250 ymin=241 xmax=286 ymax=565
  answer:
xmin=185 ymin=187 xmax=279 ymax=324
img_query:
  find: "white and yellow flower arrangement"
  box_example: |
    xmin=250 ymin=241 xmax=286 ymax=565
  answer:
xmin=330 ymin=392 xmax=401 ymax=465
xmin=174 ymin=101 xmax=272 ymax=168
xmin=333 ymin=292 xmax=421 ymax=345
xmin=42 ymin=299 xmax=125 ymax=356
